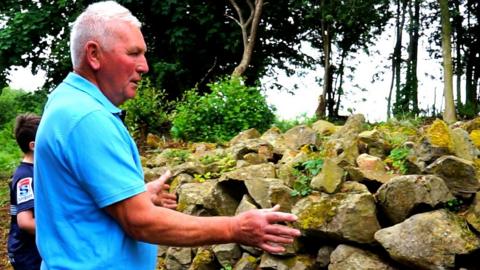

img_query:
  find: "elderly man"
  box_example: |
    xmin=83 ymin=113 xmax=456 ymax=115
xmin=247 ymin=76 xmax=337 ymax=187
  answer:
xmin=34 ymin=1 xmax=300 ymax=269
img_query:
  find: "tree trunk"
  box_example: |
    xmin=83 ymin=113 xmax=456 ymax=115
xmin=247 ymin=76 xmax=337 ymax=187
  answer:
xmin=391 ymin=0 xmax=408 ymax=117
xmin=405 ymin=0 xmax=420 ymax=115
xmin=439 ymin=0 xmax=457 ymax=123
xmin=230 ymin=0 xmax=264 ymax=77
xmin=315 ymin=4 xmax=331 ymax=120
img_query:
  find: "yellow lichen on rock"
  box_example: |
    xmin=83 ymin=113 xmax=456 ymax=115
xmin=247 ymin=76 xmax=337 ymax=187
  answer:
xmin=426 ymin=119 xmax=454 ymax=151
xmin=469 ymin=130 xmax=480 ymax=148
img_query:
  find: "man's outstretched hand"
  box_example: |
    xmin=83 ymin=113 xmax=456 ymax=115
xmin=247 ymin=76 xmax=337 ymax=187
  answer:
xmin=231 ymin=205 xmax=301 ymax=254
xmin=146 ymin=170 xmax=178 ymax=210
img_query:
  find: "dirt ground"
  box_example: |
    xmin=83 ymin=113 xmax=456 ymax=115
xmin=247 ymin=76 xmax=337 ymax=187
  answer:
xmin=0 ymin=178 xmax=13 ymax=269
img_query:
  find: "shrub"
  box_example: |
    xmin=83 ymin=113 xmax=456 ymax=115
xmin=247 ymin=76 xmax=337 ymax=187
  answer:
xmin=0 ymin=121 xmax=21 ymax=178
xmin=121 ymin=78 xmax=172 ymax=142
xmin=171 ymin=76 xmax=276 ymax=142
xmin=273 ymin=113 xmax=317 ymax=133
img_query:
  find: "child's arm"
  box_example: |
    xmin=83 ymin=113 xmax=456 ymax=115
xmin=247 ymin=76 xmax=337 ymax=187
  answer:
xmin=17 ymin=210 xmax=36 ymax=234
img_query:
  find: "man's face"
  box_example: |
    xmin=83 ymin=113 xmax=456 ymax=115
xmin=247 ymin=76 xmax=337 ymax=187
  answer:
xmin=97 ymin=22 xmax=149 ymax=105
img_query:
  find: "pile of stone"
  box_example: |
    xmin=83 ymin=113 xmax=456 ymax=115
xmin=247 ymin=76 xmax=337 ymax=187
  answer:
xmin=143 ymin=114 xmax=480 ymax=270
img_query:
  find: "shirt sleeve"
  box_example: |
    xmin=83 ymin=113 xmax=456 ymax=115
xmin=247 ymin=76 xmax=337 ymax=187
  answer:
xmin=15 ymin=177 xmax=35 ymax=213
xmin=64 ymin=110 xmax=146 ymax=208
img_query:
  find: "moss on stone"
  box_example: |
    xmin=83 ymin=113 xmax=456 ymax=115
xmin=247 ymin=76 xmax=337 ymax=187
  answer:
xmin=426 ymin=119 xmax=454 ymax=151
xmin=297 ymin=197 xmax=340 ymax=229
xmin=469 ymin=130 xmax=480 ymax=148
xmin=190 ymin=249 xmax=214 ymax=269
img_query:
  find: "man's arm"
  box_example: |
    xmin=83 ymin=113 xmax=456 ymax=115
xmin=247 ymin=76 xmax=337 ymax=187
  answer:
xmin=17 ymin=210 xmax=36 ymax=234
xmin=104 ymin=192 xmax=300 ymax=253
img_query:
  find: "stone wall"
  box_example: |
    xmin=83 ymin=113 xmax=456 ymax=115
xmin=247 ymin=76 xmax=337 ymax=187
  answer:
xmin=143 ymin=115 xmax=480 ymax=270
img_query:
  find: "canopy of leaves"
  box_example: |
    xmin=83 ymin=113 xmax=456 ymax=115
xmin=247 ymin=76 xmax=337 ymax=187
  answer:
xmin=0 ymin=0 xmax=307 ymax=98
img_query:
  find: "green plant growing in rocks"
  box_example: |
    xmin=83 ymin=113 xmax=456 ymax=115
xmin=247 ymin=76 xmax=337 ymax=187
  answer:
xmin=386 ymin=146 xmax=411 ymax=174
xmin=445 ymin=198 xmax=464 ymax=212
xmin=291 ymin=159 xmax=324 ymax=197
xmin=220 ymin=265 xmax=232 ymax=270
xmin=194 ymin=172 xmax=215 ymax=183
xmin=162 ymin=149 xmax=191 ymax=165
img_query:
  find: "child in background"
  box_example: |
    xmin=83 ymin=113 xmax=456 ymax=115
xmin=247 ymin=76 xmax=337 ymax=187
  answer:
xmin=7 ymin=113 xmax=42 ymax=270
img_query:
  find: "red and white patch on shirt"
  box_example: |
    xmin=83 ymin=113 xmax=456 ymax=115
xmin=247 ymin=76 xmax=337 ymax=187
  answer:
xmin=16 ymin=177 xmax=34 ymax=204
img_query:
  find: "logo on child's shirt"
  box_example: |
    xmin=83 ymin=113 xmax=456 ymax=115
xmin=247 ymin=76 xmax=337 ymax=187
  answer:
xmin=17 ymin=177 xmax=34 ymax=204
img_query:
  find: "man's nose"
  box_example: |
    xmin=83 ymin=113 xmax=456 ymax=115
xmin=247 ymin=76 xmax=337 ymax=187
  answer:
xmin=137 ymin=56 xmax=149 ymax=74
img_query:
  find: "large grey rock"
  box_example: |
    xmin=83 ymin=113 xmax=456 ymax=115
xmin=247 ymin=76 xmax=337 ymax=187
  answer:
xmin=425 ymin=155 xmax=480 ymax=197
xmin=220 ymin=163 xmax=276 ymax=182
xmin=213 ymin=244 xmax=242 ymax=268
xmin=189 ymin=247 xmax=217 ymax=270
xmin=228 ymin=139 xmax=274 ymax=160
xmin=310 ymin=158 xmax=344 ymax=194
xmin=165 ymin=247 xmax=193 ymax=270
xmin=292 ymin=182 xmax=380 ymax=244
xmin=330 ymin=114 xmax=365 ymax=140
xmin=410 ymin=138 xmax=450 ymax=172
xmin=316 ymin=246 xmax=335 ymax=268
xmin=177 ymin=180 xmax=240 ymax=216
xmin=376 ymin=175 xmax=454 ymax=224
xmin=328 ymin=244 xmax=398 ymax=270
xmin=358 ymin=129 xmax=389 ymax=158
xmin=277 ymin=150 xmax=309 ymax=187
xmin=258 ymin=253 xmax=316 ymax=270
xmin=229 ymin=128 xmax=261 ymax=145
xmin=354 ymin=154 xmax=394 ymax=184
xmin=466 ymin=192 xmax=480 ymax=232
xmin=177 ymin=182 xmax=215 ymax=215
xmin=244 ymin=177 xmax=295 ymax=212
xmin=312 ymin=120 xmax=337 ymax=136
xmin=451 ymin=127 xmax=480 ymax=161
xmin=375 ymin=209 xmax=480 ymax=270
xmin=283 ymin=125 xmax=320 ymax=150
xmin=172 ymin=161 xmax=206 ymax=177
xmin=233 ymin=253 xmax=258 ymax=270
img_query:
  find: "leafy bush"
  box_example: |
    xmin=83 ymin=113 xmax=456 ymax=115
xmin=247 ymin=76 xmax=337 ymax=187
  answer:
xmin=171 ymin=76 xmax=276 ymax=142
xmin=0 ymin=121 xmax=21 ymax=178
xmin=0 ymin=87 xmax=46 ymax=177
xmin=273 ymin=113 xmax=318 ymax=133
xmin=121 ymin=78 xmax=173 ymax=142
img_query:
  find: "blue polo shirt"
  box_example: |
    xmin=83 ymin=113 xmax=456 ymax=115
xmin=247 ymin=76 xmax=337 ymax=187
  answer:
xmin=34 ymin=73 xmax=157 ymax=270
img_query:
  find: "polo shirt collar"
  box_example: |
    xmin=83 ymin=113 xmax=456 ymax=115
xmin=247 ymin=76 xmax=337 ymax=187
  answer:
xmin=63 ymin=72 xmax=121 ymax=115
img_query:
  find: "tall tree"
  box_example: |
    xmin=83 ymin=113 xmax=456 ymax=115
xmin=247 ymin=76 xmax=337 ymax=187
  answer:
xmin=228 ymin=0 xmax=264 ymax=76
xmin=302 ymin=0 xmax=391 ymax=120
xmin=387 ymin=0 xmax=408 ymax=119
xmin=439 ymin=0 xmax=457 ymax=123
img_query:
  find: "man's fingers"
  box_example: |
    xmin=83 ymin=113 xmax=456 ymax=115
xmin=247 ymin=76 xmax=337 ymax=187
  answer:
xmin=263 ymin=234 xmax=295 ymax=245
xmin=158 ymin=170 xmax=172 ymax=185
xmin=259 ymin=243 xmax=286 ymax=254
xmin=266 ymin=212 xmax=298 ymax=224
xmin=265 ymin=224 xmax=300 ymax=237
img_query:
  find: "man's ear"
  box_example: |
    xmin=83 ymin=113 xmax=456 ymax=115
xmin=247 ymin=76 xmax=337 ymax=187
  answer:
xmin=29 ymin=141 xmax=35 ymax=152
xmin=85 ymin=41 xmax=101 ymax=70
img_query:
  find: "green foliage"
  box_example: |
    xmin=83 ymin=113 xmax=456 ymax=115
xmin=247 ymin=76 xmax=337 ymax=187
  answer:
xmin=376 ymin=117 xmax=421 ymax=148
xmin=121 ymin=78 xmax=172 ymax=140
xmin=445 ymin=198 xmax=463 ymax=212
xmin=161 ymin=149 xmax=191 ymax=166
xmin=291 ymin=159 xmax=324 ymax=197
xmin=273 ymin=113 xmax=318 ymax=133
xmin=387 ymin=146 xmax=411 ymax=174
xmin=220 ymin=265 xmax=232 ymax=270
xmin=0 ymin=121 xmax=21 ymax=178
xmin=0 ymin=87 xmax=46 ymax=177
xmin=171 ymin=76 xmax=275 ymax=142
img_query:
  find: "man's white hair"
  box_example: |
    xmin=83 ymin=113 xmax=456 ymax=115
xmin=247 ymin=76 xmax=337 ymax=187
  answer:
xmin=70 ymin=1 xmax=141 ymax=68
